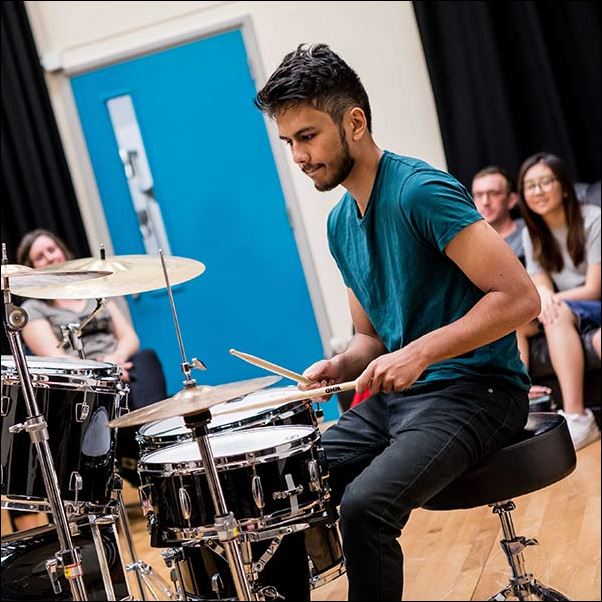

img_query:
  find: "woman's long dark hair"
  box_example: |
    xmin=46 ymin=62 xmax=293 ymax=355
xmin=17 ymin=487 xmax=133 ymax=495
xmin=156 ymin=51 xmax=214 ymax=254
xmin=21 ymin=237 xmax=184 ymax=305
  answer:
xmin=518 ymin=152 xmax=585 ymax=274
xmin=16 ymin=229 xmax=73 ymax=267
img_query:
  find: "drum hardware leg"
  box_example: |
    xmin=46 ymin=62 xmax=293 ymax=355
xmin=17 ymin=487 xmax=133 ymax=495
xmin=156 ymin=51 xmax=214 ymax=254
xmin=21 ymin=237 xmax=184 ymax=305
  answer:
xmin=186 ymin=414 xmax=257 ymax=601
xmin=487 ymin=502 xmax=571 ymax=601
xmin=89 ymin=514 xmax=117 ymax=601
xmin=3 ymin=259 xmax=90 ymax=600
xmin=252 ymin=535 xmax=284 ymax=574
xmin=161 ymin=548 xmax=187 ymax=601
xmin=112 ymin=472 xmax=175 ymax=601
xmin=45 ymin=556 xmax=63 ymax=594
xmin=125 ymin=560 xmax=177 ymax=601
xmin=111 ymin=473 xmax=148 ymax=601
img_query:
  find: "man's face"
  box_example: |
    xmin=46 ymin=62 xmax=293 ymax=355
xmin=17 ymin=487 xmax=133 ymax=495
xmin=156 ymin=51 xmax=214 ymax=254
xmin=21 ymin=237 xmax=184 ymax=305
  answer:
xmin=276 ymin=104 xmax=355 ymax=191
xmin=472 ymin=173 xmax=515 ymax=225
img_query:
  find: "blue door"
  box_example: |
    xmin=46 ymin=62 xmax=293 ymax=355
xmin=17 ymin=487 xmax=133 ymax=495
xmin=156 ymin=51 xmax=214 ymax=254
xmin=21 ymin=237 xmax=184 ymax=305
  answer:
xmin=70 ymin=29 xmax=338 ymax=420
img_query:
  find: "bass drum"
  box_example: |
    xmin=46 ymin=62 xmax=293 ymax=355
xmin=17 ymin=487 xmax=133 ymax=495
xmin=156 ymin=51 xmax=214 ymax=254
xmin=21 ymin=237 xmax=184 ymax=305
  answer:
xmin=1 ymin=521 xmax=128 ymax=601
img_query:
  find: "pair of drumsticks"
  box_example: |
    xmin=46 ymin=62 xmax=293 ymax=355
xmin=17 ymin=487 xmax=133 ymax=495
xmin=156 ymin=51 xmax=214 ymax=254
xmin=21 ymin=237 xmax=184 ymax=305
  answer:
xmin=229 ymin=348 xmax=357 ymax=397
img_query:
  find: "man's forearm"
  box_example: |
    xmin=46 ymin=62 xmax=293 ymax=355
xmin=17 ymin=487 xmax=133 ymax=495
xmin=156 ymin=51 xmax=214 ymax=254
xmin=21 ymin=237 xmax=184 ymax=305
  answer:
xmin=407 ymin=290 xmax=539 ymax=369
xmin=337 ymin=332 xmax=387 ymax=381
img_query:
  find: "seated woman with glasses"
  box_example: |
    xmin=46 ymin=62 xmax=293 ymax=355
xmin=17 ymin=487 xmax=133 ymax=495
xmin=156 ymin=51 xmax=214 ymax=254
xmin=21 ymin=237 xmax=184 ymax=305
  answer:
xmin=516 ymin=152 xmax=601 ymax=450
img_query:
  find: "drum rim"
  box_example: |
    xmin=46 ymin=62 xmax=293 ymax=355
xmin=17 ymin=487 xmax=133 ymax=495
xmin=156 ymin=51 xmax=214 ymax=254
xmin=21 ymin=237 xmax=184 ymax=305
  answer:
xmin=2 ymin=354 xmax=122 ymax=391
xmin=138 ymin=426 xmax=321 ymax=474
xmin=137 ymin=398 xmax=315 ymax=442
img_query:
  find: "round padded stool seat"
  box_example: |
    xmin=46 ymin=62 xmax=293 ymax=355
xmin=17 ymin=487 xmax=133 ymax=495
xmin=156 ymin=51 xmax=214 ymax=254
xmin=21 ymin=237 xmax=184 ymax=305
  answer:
xmin=424 ymin=413 xmax=577 ymax=510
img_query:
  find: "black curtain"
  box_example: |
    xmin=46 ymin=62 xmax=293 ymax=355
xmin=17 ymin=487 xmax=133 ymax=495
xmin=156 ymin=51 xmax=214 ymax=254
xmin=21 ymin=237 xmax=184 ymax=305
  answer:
xmin=1 ymin=1 xmax=90 ymax=354
xmin=1 ymin=1 xmax=90 ymax=263
xmin=413 ymin=1 xmax=601 ymax=188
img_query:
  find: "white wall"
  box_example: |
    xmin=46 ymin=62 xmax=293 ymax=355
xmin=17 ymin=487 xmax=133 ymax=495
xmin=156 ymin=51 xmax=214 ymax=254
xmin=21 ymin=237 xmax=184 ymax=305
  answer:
xmin=24 ymin=0 xmax=446 ymax=354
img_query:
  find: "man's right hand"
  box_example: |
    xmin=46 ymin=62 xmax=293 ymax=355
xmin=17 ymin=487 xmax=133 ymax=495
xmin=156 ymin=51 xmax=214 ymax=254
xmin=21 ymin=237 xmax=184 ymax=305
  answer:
xmin=299 ymin=357 xmax=345 ymax=400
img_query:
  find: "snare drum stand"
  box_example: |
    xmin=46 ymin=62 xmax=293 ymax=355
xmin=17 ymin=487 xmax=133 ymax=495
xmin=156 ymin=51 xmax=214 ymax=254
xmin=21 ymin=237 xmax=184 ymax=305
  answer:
xmin=158 ymin=250 xmax=256 ymax=600
xmin=185 ymin=411 xmax=257 ymax=601
xmin=2 ymin=248 xmax=89 ymax=601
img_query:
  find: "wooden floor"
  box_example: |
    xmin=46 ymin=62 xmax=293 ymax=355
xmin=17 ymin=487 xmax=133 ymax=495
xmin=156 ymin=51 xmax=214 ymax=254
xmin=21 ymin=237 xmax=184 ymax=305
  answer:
xmin=3 ymin=439 xmax=600 ymax=600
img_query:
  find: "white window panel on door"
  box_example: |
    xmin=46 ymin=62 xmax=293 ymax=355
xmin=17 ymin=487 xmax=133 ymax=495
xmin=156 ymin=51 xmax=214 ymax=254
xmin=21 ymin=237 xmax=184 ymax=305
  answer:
xmin=106 ymin=94 xmax=171 ymax=256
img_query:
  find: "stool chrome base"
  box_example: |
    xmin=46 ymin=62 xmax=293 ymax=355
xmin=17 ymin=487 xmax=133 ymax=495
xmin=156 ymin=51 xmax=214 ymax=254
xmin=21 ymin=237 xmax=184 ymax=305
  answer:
xmin=488 ymin=501 xmax=570 ymax=601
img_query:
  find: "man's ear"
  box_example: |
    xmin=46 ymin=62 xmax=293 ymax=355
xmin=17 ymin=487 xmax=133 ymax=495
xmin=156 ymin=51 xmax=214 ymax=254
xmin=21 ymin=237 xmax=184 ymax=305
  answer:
xmin=508 ymin=192 xmax=519 ymax=210
xmin=348 ymin=107 xmax=367 ymax=141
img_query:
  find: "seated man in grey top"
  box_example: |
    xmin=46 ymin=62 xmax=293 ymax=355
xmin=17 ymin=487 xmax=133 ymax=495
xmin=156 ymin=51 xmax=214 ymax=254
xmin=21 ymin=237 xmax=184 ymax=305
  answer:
xmin=472 ymin=166 xmax=525 ymax=264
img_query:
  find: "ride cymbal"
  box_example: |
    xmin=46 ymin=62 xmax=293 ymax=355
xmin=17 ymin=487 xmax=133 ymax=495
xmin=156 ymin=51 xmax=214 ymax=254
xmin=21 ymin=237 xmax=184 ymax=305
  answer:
xmin=108 ymin=375 xmax=281 ymax=429
xmin=10 ymin=255 xmax=205 ymax=299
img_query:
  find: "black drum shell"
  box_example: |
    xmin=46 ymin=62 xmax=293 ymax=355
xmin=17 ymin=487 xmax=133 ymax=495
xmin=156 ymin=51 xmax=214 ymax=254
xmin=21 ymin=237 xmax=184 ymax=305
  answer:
xmin=0 ymin=521 xmax=128 ymax=601
xmin=139 ymin=429 xmax=329 ymax=546
xmin=173 ymin=522 xmax=344 ymax=599
xmin=1 ymin=378 xmax=120 ymax=507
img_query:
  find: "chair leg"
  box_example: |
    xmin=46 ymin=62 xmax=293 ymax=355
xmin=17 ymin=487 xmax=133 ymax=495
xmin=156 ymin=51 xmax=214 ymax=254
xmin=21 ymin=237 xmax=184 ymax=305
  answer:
xmin=488 ymin=500 xmax=571 ymax=601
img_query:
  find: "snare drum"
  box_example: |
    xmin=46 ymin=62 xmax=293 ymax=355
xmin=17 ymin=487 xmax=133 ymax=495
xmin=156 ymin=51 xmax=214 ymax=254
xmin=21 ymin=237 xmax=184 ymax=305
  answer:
xmin=1 ymin=356 xmax=125 ymax=510
xmin=138 ymin=426 xmax=330 ymax=544
xmin=137 ymin=386 xmax=321 ymax=454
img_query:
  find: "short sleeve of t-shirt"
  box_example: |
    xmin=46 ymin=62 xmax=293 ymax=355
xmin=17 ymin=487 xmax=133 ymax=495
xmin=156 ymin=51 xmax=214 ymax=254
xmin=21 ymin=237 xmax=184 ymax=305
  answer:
xmin=584 ymin=204 xmax=601 ymax=266
xmin=400 ymin=170 xmax=483 ymax=252
xmin=522 ymin=229 xmax=542 ymax=276
xmin=21 ymin=298 xmax=52 ymax=322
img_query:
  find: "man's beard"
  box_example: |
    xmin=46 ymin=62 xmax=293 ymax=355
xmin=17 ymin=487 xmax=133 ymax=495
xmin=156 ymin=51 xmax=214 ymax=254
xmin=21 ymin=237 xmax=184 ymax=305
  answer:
xmin=314 ymin=131 xmax=355 ymax=192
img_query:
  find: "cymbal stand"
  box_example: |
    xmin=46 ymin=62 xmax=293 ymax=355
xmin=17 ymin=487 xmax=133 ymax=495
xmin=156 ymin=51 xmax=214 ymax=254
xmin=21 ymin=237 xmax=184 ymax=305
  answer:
xmin=1 ymin=244 xmax=88 ymax=601
xmin=57 ymin=297 xmax=106 ymax=359
xmin=158 ymin=250 xmax=255 ymax=600
xmin=158 ymin=249 xmax=206 ymax=388
xmin=184 ymin=411 xmax=256 ymax=601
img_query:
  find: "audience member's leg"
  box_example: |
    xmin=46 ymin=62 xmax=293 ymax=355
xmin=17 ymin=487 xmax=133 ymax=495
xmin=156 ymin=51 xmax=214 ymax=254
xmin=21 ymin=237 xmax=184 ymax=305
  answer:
xmin=543 ymin=304 xmax=584 ymax=414
xmin=516 ymin=320 xmax=538 ymax=367
xmin=547 ymin=304 xmax=601 ymax=450
xmin=593 ymin=327 xmax=601 ymax=359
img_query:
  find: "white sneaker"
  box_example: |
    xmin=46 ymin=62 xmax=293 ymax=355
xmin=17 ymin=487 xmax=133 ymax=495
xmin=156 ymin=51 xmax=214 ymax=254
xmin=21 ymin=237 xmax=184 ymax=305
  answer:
xmin=558 ymin=409 xmax=601 ymax=451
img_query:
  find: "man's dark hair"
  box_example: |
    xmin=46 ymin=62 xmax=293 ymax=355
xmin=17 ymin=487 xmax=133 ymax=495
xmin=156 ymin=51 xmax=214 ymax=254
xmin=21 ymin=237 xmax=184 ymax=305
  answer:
xmin=473 ymin=165 xmax=515 ymax=193
xmin=255 ymin=43 xmax=372 ymax=132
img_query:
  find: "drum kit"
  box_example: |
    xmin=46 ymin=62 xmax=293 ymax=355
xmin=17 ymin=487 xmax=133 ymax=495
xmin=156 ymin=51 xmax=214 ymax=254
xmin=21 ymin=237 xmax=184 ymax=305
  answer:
xmin=0 ymin=244 xmax=349 ymax=601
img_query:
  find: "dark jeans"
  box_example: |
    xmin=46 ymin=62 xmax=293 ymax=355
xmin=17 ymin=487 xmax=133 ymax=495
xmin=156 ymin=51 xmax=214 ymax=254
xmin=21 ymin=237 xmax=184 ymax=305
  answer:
xmin=322 ymin=377 xmax=528 ymax=601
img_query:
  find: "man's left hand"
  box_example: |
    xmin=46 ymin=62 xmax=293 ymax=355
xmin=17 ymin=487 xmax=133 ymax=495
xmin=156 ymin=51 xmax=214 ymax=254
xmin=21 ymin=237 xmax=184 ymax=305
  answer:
xmin=355 ymin=347 xmax=428 ymax=394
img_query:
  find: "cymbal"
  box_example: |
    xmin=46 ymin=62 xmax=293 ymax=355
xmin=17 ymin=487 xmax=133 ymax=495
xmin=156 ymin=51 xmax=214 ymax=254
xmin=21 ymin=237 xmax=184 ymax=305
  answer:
xmin=108 ymin=375 xmax=281 ymax=429
xmin=212 ymin=380 xmax=356 ymax=416
xmin=1 ymin=264 xmax=112 ymax=290
xmin=10 ymin=254 xmax=205 ymax=299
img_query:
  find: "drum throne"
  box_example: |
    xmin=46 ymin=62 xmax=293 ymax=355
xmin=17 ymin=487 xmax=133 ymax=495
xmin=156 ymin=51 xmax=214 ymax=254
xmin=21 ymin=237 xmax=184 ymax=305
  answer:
xmin=423 ymin=413 xmax=576 ymax=601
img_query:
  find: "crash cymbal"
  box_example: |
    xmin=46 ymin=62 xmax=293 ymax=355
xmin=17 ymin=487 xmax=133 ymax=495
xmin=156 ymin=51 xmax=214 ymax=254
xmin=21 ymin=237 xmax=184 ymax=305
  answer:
xmin=108 ymin=375 xmax=281 ymax=429
xmin=1 ymin=264 xmax=112 ymax=290
xmin=10 ymin=254 xmax=205 ymax=299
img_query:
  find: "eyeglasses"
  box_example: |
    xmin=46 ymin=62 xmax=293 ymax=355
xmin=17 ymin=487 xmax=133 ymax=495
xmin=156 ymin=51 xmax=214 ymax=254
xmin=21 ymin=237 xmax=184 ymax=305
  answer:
xmin=523 ymin=176 xmax=557 ymax=196
xmin=473 ymin=189 xmax=509 ymax=201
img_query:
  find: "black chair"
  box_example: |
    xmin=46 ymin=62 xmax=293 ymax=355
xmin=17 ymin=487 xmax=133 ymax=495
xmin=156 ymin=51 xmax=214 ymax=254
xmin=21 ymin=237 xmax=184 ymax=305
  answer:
xmin=424 ymin=413 xmax=576 ymax=601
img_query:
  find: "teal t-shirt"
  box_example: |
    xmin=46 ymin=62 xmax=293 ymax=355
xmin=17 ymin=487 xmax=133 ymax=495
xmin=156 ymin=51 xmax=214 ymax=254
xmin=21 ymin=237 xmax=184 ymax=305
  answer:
xmin=327 ymin=151 xmax=530 ymax=390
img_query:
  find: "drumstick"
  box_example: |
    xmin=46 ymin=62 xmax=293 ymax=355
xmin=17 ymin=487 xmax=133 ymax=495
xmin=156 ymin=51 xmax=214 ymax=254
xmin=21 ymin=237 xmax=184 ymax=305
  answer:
xmin=229 ymin=348 xmax=312 ymax=385
xmin=214 ymin=380 xmax=358 ymax=416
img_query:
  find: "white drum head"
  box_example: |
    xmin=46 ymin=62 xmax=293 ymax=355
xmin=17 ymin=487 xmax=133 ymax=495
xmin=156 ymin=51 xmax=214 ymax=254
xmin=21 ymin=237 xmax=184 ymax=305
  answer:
xmin=1 ymin=355 xmax=114 ymax=373
xmin=141 ymin=425 xmax=316 ymax=465
xmin=139 ymin=416 xmax=186 ymax=437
